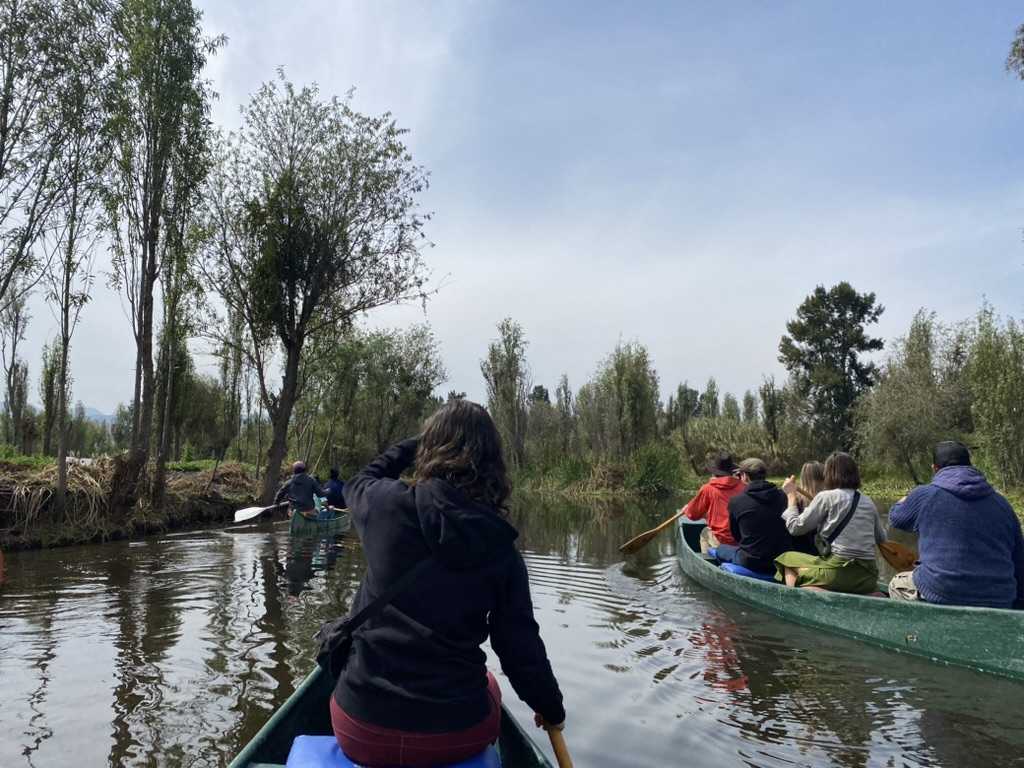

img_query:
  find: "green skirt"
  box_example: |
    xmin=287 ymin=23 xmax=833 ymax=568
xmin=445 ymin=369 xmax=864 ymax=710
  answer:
xmin=774 ymin=551 xmax=879 ymax=594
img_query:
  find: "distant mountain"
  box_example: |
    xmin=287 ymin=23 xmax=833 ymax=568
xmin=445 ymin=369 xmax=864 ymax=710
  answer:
xmin=83 ymin=406 xmax=115 ymax=425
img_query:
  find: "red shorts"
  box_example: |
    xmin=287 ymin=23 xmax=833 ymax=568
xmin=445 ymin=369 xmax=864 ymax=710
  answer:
xmin=330 ymin=673 xmax=501 ymax=767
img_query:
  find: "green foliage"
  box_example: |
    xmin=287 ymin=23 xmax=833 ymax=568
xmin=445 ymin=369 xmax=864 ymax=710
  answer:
xmin=722 ymin=392 xmax=740 ymax=421
xmin=779 ymin=282 xmax=884 ymax=450
xmin=625 ymin=441 xmax=684 ymax=494
xmin=698 ymin=377 xmax=719 ymax=418
xmin=675 ymin=416 xmax=779 ymax=472
xmin=964 ymin=307 xmax=1024 ymax=487
xmin=665 ymin=382 xmax=699 ymax=431
xmin=856 ymin=311 xmax=971 ymax=484
xmin=481 ymin=318 xmax=530 ymax=468
xmin=742 ymin=390 xmax=758 ymax=423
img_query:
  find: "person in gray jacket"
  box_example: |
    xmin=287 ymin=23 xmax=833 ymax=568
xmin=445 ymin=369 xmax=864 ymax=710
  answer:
xmin=274 ymin=461 xmax=324 ymax=517
xmin=776 ymin=452 xmax=886 ymax=593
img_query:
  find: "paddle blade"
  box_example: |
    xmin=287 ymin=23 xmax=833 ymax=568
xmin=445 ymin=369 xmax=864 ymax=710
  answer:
xmin=619 ymin=527 xmax=662 ymax=554
xmin=234 ymin=506 xmax=268 ymax=523
xmin=879 ymin=541 xmax=917 ymax=571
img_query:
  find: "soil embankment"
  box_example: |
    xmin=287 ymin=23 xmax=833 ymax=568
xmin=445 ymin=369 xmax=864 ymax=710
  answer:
xmin=0 ymin=460 xmax=257 ymax=550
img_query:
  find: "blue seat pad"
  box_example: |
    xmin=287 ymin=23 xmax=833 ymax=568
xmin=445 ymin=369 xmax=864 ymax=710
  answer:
xmin=285 ymin=735 xmax=501 ymax=768
xmin=720 ymin=562 xmax=776 ymax=581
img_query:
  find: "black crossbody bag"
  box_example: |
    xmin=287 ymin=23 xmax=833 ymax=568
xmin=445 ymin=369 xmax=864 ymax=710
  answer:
xmin=315 ymin=556 xmax=435 ymax=680
xmin=815 ymin=491 xmax=860 ymax=558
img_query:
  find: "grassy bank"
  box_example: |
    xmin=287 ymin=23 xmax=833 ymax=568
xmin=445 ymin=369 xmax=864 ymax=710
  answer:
xmin=0 ymin=457 xmax=259 ymax=550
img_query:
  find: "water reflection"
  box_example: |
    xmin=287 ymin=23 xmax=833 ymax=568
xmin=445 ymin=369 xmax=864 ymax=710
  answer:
xmin=1 ymin=494 xmax=1023 ymax=767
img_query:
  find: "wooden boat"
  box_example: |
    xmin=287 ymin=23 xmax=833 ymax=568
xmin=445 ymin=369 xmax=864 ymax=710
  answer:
xmin=289 ymin=509 xmax=351 ymax=537
xmin=676 ymin=518 xmax=1024 ymax=682
xmin=228 ymin=666 xmax=554 ymax=768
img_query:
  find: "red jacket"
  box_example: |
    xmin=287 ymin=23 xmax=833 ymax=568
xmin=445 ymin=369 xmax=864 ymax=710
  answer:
xmin=684 ymin=475 xmax=746 ymax=545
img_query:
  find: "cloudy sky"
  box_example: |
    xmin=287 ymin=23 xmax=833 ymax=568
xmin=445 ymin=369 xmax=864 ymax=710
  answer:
xmin=20 ymin=1 xmax=1024 ymax=413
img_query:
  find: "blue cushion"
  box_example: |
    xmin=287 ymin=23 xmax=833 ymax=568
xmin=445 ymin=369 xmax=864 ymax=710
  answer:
xmin=720 ymin=562 xmax=776 ymax=581
xmin=706 ymin=547 xmax=718 ymax=559
xmin=285 ymin=736 xmax=501 ymax=768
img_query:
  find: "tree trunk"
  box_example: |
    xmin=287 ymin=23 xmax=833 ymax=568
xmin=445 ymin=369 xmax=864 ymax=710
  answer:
xmin=259 ymin=344 xmax=301 ymax=504
xmin=152 ymin=316 xmax=176 ymax=509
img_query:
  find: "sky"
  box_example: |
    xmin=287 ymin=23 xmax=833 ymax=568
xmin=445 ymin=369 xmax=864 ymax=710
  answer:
xmin=19 ymin=1 xmax=1024 ymax=414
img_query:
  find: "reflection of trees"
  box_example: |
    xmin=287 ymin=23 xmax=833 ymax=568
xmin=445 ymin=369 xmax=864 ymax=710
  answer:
xmin=19 ymin=591 xmax=58 ymax=768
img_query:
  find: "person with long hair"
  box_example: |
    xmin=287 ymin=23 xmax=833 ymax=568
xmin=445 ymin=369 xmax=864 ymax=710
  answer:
xmin=789 ymin=461 xmax=826 ymax=556
xmin=775 ymin=452 xmax=886 ymax=593
xmin=330 ymin=399 xmax=565 ymax=767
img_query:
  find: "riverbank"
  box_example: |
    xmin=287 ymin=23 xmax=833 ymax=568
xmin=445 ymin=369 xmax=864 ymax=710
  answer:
xmin=0 ymin=459 xmax=257 ymax=550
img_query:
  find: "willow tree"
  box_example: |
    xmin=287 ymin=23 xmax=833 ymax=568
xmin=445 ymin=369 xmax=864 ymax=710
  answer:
xmin=202 ymin=74 xmax=432 ymax=503
xmin=105 ymin=0 xmax=219 ymax=512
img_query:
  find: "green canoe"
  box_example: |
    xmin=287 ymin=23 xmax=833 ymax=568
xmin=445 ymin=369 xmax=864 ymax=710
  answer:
xmin=288 ymin=509 xmax=351 ymax=537
xmin=227 ymin=666 xmax=554 ymax=768
xmin=677 ymin=518 xmax=1024 ymax=682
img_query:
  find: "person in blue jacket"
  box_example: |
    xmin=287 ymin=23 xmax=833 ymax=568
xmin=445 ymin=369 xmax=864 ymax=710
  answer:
xmin=322 ymin=467 xmax=346 ymax=510
xmin=888 ymin=441 xmax=1024 ymax=609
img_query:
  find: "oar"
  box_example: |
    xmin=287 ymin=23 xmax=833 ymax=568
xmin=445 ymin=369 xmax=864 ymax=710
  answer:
xmin=619 ymin=506 xmax=687 ymax=554
xmin=793 ymin=485 xmax=918 ymax=570
xmin=546 ymin=727 xmax=574 ymax=768
xmin=233 ymin=501 xmax=288 ymax=523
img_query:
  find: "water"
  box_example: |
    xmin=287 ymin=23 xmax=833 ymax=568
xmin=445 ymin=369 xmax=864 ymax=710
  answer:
xmin=1 ymin=497 xmax=1023 ymax=768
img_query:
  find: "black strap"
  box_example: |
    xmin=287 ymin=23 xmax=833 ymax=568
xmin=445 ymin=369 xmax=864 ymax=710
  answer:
xmin=825 ymin=490 xmax=861 ymax=545
xmin=345 ymin=556 xmax=435 ymax=633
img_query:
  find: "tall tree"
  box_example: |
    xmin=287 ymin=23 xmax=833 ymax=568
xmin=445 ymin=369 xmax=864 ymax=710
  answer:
xmin=779 ymin=282 xmax=884 ymax=449
xmin=0 ymin=277 xmax=30 ymax=447
xmin=0 ymin=0 xmax=67 ymax=309
xmin=742 ymin=390 xmax=758 ymax=423
xmin=759 ymin=375 xmax=783 ymax=451
xmin=43 ymin=0 xmax=111 ymax=507
xmin=698 ymin=377 xmax=719 ymax=418
xmin=722 ymin=393 xmax=741 ymax=421
xmin=481 ymin=318 xmax=530 ymax=469
xmin=38 ymin=339 xmax=61 ymax=455
xmin=202 ymin=74 xmax=432 ymax=502
xmin=554 ymin=374 xmax=575 ymax=454
xmin=105 ymin=0 xmax=219 ymax=512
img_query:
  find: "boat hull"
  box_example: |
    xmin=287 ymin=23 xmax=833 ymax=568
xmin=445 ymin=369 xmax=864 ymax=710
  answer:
xmin=228 ymin=667 xmax=553 ymax=768
xmin=676 ymin=518 xmax=1024 ymax=681
xmin=289 ymin=510 xmax=351 ymax=537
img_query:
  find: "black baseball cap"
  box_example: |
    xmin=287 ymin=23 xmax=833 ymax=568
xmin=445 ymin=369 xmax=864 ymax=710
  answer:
xmin=933 ymin=441 xmax=971 ymax=469
xmin=705 ymin=451 xmax=738 ymax=477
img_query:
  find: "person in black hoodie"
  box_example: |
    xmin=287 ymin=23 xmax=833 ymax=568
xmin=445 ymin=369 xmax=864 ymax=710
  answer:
xmin=331 ymin=399 xmax=565 ymax=767
xmin=715 ymin=458 xmax=793 ymax=574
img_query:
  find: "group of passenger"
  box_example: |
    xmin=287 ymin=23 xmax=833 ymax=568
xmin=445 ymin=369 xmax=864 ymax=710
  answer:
xmin=684 ymin=442 xmax=1024 ymax=608
xmin=275 ymin=461 xmax=347 ymax=520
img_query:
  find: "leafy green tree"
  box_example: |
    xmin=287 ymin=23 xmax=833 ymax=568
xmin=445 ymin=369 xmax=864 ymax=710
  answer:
xmin=759 ymin=375 xmax=783 ymax=452
xmin=856 ymin=311 xmax=968 ymax=483
xmin=481 ymin=319 xmax=530 ymax=469
xmin=530 ymin=385 xmax=550 ymax=404
xmin=742 ymin=390 xmax=758 ymax=423
xmin=779 ymin=282 xmax=884 ymax=449
xmin=202 ymin=74 xmax=432 ymax=502
xmin=722 ymin=393 xmax=740 ymax=422
xmin=106 ymin=0 xmax=220 ymax=511
xmin=38 ymin=340 xmax=64 ymax=455
xmin=698 ymin=377 xmax=719 ymax=418
xmin=554 ymin=374 xmax=575 ymax=454
xmin=1 ymin=280 xmax=30 ymax=449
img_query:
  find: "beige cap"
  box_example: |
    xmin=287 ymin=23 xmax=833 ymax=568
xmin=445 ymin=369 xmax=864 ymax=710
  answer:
xmin=738 ymin=458 xmax=767 ymax=477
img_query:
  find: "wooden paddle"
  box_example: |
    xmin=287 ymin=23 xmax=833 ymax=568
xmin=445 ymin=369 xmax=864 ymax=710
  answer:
xmin=233 ymin=501 xmax=288 ymax=523
xmin=793 ymin=485 xmax=918 ymax=570
xmin=618 ymin=507 xmax=686 ymax=554
xmin=546 ymin=727 xmax=574 ymax=768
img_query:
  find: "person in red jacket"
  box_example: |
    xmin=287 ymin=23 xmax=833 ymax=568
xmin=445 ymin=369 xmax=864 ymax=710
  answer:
xmin=683 ymin=451 xmax=746 ymax=552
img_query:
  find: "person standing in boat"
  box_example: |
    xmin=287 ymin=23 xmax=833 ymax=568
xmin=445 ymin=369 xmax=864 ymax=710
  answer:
xmin=683 ymin=450 xmax=747 ymax=553
xmin=330 ymin=400 xmax=565 ymax=767
xmin=274 ymin=461 xmax=325 ymax=519
xmin=776 ymin=452 xmax=886 ymax=594
xmin=888 ymin=441 xmax=1024 ymax=609
xmin=713 ymin=458 xmax=793 ymax=575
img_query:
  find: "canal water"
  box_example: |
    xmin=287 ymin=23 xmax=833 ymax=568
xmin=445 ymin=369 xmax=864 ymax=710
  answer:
xmin=1 ymin=495 xmax=1023 ymax=768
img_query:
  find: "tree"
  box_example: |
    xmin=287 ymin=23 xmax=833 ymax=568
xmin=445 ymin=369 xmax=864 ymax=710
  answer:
xmin=1006 ymin=22 xmax=1024 ymax=80
xmin=529 ymin=385 xmax=550 ymax=404
xmin=202 ymin=74 xmax=432 ymax=502
xmin=481 ymin=318 xmax=530 ymax=469
xmin=698 ymin=377 xmax=719 ymax=418
xmin=43 ymin=0 xmax=111 ymax=507
xmin=0 ymin=0 xmax=68 ymax=309
xmin=759 ymin=375 xmax=783 ymax=450
xmin=856 ymin=311 xmax=968 ymax=484
xmin=722 ymin=393 xmax=740 ymax=421
xmin=779 ymin=282 xmax=884 ymax=449
xmin=1 ymin=279 xmax=30 ymax=448
xmin=105 ymin=0 xmax=219 ymax=512
xmin=742 ymin=390 xmax=758 ymax=423
xmin=38 ymin=340 xmax=63 ymax=455
xmin=554 ymin=374 xmax=575 ymax=454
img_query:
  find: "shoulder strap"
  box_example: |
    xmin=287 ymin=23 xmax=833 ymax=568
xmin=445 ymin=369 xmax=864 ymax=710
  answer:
xmin=826 ymin=491 xmax=861 ymax=545
xmin=345 ymin=556 xmax=435 ymax=633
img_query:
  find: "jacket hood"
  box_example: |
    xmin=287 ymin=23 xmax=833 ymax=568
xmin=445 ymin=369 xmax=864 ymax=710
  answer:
xmin=932 ymin=465 xmax=993 ymax=500
xmin=709 ymin=475 xmax=743 ymax=491
xmin=414 ymin=478 xmax=519 ymax=569
xmin=744 ymin=479 xmax=780 ymax=501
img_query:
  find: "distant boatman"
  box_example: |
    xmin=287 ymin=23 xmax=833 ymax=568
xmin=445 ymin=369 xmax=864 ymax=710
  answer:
xmin=275 ymin=461 xmax=325 ymax=519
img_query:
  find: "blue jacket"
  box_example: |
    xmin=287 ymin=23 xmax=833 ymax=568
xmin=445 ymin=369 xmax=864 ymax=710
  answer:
xmin=889 ymin=465 xmax=1024 ymax=609
xmin=323 ymin=478 xmax=346 ymax=509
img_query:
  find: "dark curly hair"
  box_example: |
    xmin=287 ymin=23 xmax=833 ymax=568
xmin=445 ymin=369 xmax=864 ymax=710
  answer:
xmin=414 ymin=399 xmax=511 ymax=512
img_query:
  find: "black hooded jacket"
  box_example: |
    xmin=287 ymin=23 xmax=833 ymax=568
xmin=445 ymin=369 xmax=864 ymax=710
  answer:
xmin=333 ymin=439 xmax=565 ymax=733
xmin=727 ymin=479 xmax=793 ymax=573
